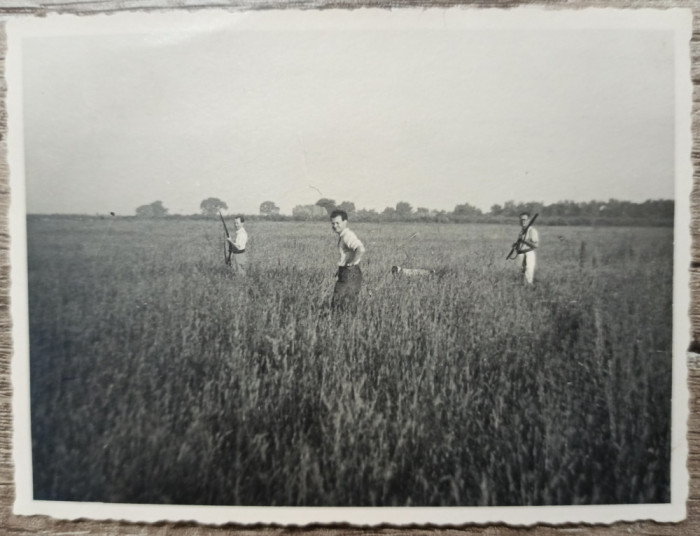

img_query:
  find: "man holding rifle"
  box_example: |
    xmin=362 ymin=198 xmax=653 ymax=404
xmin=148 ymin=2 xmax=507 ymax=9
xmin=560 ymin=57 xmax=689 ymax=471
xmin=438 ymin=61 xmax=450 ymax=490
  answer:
xmin=513 ymin=212 xmax=539 ymax=285
xmin=226 ymin=215 xmax=248 ymax=276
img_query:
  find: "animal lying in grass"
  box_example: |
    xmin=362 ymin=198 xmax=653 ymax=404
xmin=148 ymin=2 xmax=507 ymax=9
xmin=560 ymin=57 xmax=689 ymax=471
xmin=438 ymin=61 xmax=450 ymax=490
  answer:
xmin=391 ymin=265 xmax=436 ymax=277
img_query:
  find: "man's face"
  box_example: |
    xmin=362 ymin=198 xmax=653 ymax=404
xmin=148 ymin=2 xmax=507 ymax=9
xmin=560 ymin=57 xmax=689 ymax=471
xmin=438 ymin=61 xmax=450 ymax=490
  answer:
xmin=234 ymin=218 xmax=243 ymax=230
xmin=331 ymin=216 xmax=347 ymax=234
xmin=520 ymin=215 xmax=529 ymax=229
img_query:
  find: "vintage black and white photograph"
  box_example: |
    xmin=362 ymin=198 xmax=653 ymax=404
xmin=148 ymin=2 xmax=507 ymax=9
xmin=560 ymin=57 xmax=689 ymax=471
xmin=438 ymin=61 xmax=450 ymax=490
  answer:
xmin=8 ymin=8 xmax=691 ymax=525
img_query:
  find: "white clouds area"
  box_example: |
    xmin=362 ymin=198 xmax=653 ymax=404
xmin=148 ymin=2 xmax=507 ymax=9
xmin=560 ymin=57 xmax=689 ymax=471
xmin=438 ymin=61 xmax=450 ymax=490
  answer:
xmin=20 ymin=10 xmax=677 ymax=215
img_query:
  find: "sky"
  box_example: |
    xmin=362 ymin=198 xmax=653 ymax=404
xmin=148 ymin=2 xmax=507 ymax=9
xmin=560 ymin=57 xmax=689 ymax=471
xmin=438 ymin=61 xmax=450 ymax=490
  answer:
xmin=16 ymin=9 xmax=679 ymax=216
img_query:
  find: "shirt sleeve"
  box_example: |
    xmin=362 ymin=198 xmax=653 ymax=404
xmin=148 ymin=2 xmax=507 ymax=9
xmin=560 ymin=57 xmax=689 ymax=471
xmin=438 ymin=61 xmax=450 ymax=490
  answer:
xmin=529 ymin=228 xmax=539 ymax=245
xmin=343 ymin=230 xmax=364 ymax=251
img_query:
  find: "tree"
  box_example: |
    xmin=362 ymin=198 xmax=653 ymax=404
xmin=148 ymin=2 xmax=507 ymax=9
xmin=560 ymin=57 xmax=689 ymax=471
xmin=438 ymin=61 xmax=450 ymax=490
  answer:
xmin=395 ymin=201 xmax=413 ymax=217
xmin=200 ymin=197 xmax=228 ymax=217
xmin=260 ymin=200 xmax=280 ymax=216
xmin=315 ymin=198 xmax=337 ymax=215
xmin=415 ymin=207 xmax=431 ymax=220
xmin=135 ymin=200 xmax=168 ymax=218
xmin=435 ymin=210 xmax=451 ymax=223
xmin=293 ymin=204 xmax=327 ymax=221
xmin=356 ymin=208 xmax=379 ymax=222
xmin=382 ymin=206 xmax=396 ymax=219
xmin=453 ymin=202 xmax=482 ymax=216
xmin=521 ymin=202 xmax=544 ymax=217
xmin=337 ymin=201 xmax=356 ymax=216
xmin=502 ymin=201 xmax=518 ymax=217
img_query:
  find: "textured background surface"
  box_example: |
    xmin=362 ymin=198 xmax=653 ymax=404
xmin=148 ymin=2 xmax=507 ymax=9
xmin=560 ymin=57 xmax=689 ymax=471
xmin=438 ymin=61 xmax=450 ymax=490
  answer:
xmin=0 ymin=1 xmax=697 ymax=534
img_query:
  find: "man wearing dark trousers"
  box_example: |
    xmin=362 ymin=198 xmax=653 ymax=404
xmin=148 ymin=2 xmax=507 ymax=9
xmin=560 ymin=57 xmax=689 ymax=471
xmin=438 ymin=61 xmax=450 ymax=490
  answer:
xmin=330 ymin=210 xmax=365 ymax=313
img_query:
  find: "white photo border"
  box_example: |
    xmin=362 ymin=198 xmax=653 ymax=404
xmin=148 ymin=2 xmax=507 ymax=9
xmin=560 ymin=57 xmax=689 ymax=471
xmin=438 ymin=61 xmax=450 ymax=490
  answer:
xmin=7 ymin=7 xmax=692 ymax=526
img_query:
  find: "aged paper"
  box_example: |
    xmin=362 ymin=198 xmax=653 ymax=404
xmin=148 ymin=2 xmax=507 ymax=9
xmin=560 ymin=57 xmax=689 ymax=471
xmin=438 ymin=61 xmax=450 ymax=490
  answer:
xmin=7 ymin=7 xmax=692 ymax=526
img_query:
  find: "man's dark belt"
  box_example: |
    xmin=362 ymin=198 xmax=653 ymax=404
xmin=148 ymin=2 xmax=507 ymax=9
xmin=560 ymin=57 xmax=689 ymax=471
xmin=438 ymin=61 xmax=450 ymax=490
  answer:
xmin=233 ymin=249 xmax=245 ymax=254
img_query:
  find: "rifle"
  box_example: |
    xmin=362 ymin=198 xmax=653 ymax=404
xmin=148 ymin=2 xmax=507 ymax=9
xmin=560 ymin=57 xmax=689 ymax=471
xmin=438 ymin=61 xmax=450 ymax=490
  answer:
xmin=219 ymin=211 xmax=233 ymax=265
xmin=506 ymin=213 xmax=538 ymax=260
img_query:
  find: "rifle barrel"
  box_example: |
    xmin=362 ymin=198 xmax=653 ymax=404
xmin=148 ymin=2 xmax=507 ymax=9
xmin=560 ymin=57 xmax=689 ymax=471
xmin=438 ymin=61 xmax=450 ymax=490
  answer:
xmin=219 ymin=211 xmax=233 ymax=265
xmin=219 ymin=211 xmax=230 ymax=238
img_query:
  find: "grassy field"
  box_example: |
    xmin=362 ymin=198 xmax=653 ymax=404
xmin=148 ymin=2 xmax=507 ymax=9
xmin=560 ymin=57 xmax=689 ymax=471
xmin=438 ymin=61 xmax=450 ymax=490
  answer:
xmin=26 ymin=217 xmax=673 ymax=506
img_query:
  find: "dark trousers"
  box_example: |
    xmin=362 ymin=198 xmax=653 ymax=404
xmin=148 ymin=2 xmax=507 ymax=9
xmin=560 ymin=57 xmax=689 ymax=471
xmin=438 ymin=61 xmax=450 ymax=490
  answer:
xmin=332 ymin=265 xmax=362 ymax=313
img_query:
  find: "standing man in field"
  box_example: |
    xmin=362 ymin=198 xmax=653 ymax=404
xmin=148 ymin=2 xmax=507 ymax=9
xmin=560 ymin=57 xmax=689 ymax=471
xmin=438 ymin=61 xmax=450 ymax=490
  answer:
xmin=227 ymin=215 xmax=248 ymax=276
xmin=516 ymin=212 xmax=539 ymax=284
xmin=330 ymin=209 xmax=365 ymax=313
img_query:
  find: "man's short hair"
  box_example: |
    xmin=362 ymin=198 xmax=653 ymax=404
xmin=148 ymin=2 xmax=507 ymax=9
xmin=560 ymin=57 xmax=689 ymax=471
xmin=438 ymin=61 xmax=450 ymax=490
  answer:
xmin=235 ymin=215 xmax=245 ymax=223
xmin=330 ymin=209 xmax=348 ymax=221
xmin=519 ymin=212 xmax=530 ymax=219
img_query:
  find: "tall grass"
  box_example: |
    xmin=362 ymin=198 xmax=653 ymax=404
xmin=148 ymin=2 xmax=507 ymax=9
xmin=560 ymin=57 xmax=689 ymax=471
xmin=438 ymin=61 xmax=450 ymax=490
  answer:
xmin=27 ymin=218 xmax=672 ymax=505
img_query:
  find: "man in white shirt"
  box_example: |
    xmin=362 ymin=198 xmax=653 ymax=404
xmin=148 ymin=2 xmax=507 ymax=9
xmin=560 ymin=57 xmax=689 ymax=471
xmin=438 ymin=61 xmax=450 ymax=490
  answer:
xmin=330 ymin=209 xmax=365 ymax=313
xmin=516 ymin=212 xmax=539 ymax=284
xmin=226 ymin=215 xmax=248 ymax=276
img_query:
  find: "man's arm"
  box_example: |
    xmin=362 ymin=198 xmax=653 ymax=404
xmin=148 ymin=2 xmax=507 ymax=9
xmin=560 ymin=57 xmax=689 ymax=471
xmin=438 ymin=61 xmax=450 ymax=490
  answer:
xmin=227 ymin=232 xmax=246 ymax=253
xmin=348 ymin=243 xmax=365 ymax=266
xmin=344 ymin=231 xmax=365 ymax=266
xmin=519 ymin=229 xmax=539 ymax=252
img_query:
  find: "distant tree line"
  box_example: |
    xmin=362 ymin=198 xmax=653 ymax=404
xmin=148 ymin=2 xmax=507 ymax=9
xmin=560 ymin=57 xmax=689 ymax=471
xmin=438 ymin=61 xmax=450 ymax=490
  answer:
xmin=129 ymin=197 xmax=673 ymax=226
xmin=288 ymin=198 xmax=673 ymax=226
xmin=489 ymin=199 xmax=673 ymax=219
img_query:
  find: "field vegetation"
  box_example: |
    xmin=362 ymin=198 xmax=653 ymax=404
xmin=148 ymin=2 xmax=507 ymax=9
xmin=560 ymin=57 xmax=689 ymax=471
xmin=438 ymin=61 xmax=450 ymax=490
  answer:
xmin=27 ymin=217 xmax=673 ymax=506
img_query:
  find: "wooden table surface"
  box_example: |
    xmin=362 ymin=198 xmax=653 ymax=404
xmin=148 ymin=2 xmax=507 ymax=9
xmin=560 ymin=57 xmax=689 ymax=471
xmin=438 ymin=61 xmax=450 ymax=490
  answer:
xmin=0 ymin=1 xmax=697 ymax=534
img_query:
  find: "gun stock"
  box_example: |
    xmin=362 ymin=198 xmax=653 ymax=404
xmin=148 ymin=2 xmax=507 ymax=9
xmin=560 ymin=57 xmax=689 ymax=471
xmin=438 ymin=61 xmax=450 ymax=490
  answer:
xmin=506 ymin=242 xmax=519 ymax=260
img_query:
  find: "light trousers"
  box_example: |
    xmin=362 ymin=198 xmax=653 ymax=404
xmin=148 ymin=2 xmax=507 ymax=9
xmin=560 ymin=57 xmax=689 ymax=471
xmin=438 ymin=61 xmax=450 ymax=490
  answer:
xmin=232 ymin=252 xmax=247 ymax=276
xmin=517 ymin=251 xmax=536 ymax=284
